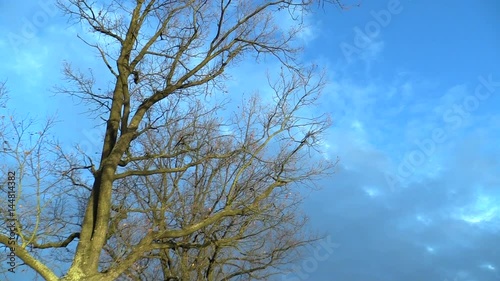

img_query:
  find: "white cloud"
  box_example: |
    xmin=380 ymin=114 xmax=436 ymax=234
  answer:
xmin=480 ymin=263 xmax=496 ymax=271
xmin=363 ymin=186 xmax=381 ymax=198
xmin=415 ymin=214 xmax=432 ymax=225
xmin=454 ymin=194 xmax=500 ymax=228
xmin=425 ymin=245 xmax=436 ymax=254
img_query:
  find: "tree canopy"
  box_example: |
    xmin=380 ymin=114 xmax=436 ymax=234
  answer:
xmin=0 ymin=1 xmax=337 ymax=280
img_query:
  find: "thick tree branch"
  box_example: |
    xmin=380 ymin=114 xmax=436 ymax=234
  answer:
xmin=0 ymin=234 xmax=59 ymax=281
xmin=32 ymin=232 xmax=80 ymax=249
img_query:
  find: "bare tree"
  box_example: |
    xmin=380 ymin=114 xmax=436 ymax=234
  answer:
xmin=0 ymin=1 xmax=338 ymax=280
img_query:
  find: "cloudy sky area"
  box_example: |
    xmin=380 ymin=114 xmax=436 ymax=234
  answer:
xmin=1 ymin=0 xmax=499 ymax=281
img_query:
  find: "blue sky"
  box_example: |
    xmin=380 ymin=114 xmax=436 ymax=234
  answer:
xmin=1 ymin=0 xmax=499 ymax=281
